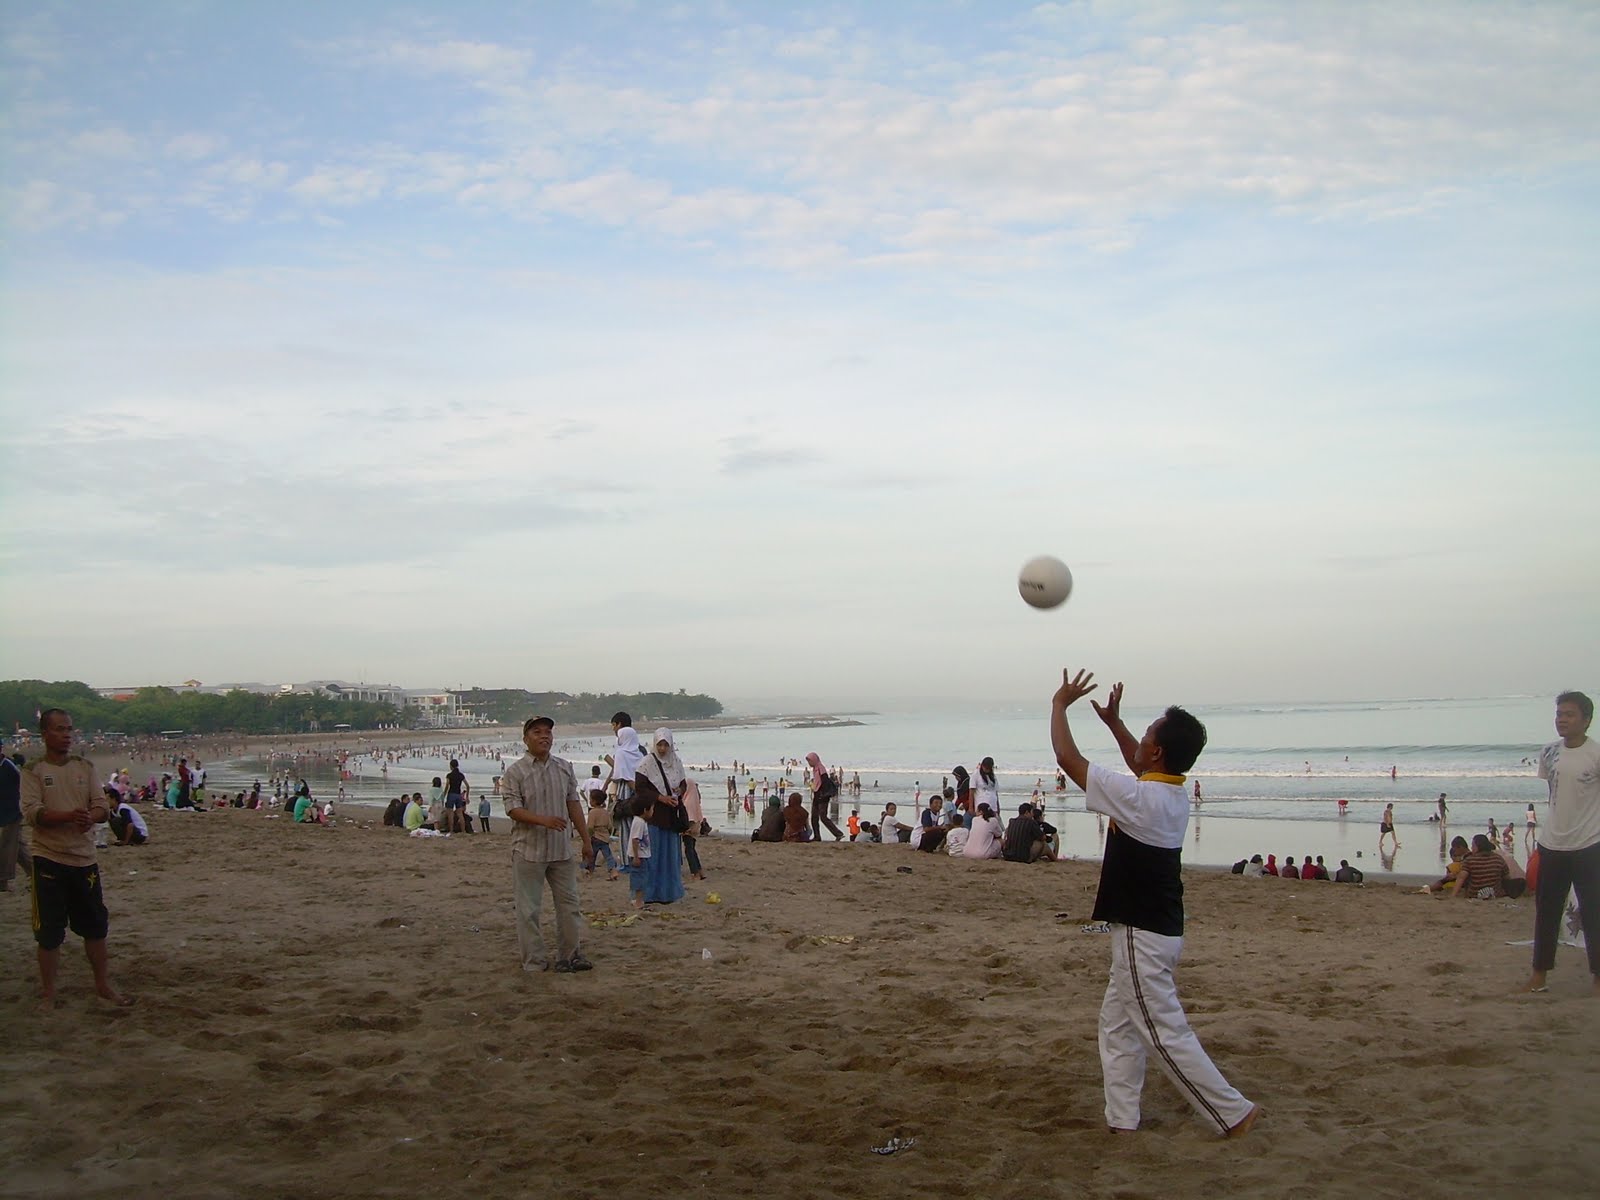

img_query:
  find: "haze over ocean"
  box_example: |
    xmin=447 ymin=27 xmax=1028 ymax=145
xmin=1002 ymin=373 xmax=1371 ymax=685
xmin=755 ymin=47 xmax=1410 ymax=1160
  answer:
xmin=213 ymin=694 xmax=1556 ymax=878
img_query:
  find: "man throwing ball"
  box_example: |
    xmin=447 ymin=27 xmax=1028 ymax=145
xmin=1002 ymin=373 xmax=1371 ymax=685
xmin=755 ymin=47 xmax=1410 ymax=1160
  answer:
xmin=1051 ymin=669 xmax=1256 ymax=1137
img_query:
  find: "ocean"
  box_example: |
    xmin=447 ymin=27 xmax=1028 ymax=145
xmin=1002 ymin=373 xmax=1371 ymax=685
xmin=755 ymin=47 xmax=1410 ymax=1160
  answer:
xmin=214 ymin=694 xmax=1560 ymax=882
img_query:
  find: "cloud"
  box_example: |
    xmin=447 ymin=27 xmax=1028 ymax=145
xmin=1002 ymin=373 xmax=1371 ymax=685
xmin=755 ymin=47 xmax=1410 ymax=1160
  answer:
xmin=164 ymin=132 xmax=227 ymax=161
xmin=7 ymin=5 xmax=1596 ymax=270
xmin=716 ymin=433 xmax=824 ymax=475
xmin=364 ymin=37 xmax=534 ymax=84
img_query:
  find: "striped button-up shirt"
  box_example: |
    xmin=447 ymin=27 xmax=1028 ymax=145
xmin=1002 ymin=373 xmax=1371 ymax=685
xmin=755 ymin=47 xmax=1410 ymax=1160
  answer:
xmin=502 ymin=752 xmax=580 ymax=863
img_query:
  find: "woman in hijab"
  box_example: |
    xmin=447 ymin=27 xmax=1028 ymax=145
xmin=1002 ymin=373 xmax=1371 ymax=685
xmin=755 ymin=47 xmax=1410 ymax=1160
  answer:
xmin=951 ymin=765 xmax=973 ymax=828
xmin=632 ymin=728 xmax=687 ymax=904
xmin=805 ymin=752 xmax=845 ymax=842
xmin=606 ymin=724 xmax=645 ymax=827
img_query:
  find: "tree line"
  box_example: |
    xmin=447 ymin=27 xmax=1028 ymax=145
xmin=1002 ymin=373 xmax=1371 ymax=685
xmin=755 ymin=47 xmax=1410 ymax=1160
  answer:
xmin=452 ymin=688 xmax=724 ymax=725
xmin=0 ymin=681 xmax=399 ymax=736
xmin=2 ymin=680 xmax=725 ymax=736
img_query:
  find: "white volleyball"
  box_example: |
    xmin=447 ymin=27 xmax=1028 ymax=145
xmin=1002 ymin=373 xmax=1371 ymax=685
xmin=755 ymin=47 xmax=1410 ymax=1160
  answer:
xmin=1017 ymin=555 xmax=1073 ymax=609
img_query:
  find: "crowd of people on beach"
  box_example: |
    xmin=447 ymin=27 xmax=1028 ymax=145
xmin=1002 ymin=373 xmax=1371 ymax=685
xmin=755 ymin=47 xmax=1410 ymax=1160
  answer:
xmin=3 ymin=682 xmax=1595 ymax=1145
xmin=1233 ymin=853 xmax=1364 ymax=883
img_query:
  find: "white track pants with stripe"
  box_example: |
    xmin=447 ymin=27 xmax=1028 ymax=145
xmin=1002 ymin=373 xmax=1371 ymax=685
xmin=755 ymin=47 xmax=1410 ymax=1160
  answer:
xmin=1099 ymin=923 xmax=1253 ymax=1134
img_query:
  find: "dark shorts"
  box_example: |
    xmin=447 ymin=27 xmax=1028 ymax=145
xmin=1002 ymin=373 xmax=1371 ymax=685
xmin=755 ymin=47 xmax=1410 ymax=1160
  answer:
xmin=32 ymin=857 xmax=110 ymax=949
xmin=446 ymin=796 xmax=466 ymax=811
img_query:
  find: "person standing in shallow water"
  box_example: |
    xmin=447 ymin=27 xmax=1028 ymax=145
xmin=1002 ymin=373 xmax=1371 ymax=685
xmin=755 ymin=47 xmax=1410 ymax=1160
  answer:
xmin=806 ymin=752 xmax=844 ymax=842
xmin=1378 ymin=803 xmax=1399 ymax=853
xmin=1051 ymin=669 xmax=1257 ymax=1138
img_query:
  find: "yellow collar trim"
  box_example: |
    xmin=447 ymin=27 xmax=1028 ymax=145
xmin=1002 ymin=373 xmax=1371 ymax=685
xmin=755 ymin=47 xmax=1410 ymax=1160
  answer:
xmin=1139 ymin=771 xmax=1187 ymax=785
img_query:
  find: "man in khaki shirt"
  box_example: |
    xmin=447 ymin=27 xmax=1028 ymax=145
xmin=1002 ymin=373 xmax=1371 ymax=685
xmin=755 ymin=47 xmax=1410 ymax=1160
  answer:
xmin=502 ymin=716 xmax=593 ymax=973
xmin=20 ymin=708 xmax=131 ymax=1006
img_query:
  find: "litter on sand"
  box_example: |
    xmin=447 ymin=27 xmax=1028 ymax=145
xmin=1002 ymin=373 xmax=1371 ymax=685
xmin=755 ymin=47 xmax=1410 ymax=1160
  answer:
xmin=871 ymin=1136 xmax=916 ymax=1156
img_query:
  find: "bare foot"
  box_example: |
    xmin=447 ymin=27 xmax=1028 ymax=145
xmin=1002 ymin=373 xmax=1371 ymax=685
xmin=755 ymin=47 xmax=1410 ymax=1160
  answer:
xmin=1226 ymin=1105 xmax=1261 ymax=1139
xmin=96 ymin=984 xmax=135 ymax=1008
xmin=1518 ymin=972 xmax=1550 ymax=994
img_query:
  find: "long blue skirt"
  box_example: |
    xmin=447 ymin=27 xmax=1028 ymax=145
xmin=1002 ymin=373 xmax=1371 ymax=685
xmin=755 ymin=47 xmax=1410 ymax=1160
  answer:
xmin=644 ymin=829 xmax=685 ymax=903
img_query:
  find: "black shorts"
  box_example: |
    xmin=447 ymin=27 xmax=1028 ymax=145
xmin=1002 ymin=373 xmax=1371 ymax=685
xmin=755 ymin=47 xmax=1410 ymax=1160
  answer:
xmin=446 ymin=796 xmax=466 ymax=810
xmin=32 ymin=857 xmax=109 ymax=949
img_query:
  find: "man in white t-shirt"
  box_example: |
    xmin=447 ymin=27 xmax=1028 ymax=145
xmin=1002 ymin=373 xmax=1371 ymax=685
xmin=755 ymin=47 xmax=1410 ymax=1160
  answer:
xmin=108 ymin=798 xmax=149 ymax=845
xmin=1524 ymin=690 xmax=1600 ymax=996
xmin=1052 ymin=668 xmax=1257 ymax=1138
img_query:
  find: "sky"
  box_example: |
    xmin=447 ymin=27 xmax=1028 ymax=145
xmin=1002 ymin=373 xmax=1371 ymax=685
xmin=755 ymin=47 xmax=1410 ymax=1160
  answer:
xmin=1 ymin=1 xmax=1597 ymax=712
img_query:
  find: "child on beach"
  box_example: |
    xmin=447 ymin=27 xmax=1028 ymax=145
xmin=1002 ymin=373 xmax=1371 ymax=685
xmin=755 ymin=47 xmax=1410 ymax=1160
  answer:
xmin=624 ymin=804 xmax=652 ymax=909
xmin=585 ymin=793 xmax=621 ymax=880
xmin=1051 ymin=668 xmax=1258 ymax=1139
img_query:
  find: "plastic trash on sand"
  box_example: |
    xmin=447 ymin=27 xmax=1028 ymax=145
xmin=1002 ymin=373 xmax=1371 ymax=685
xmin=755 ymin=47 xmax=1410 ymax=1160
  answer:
xmin=871 ymin=1136 xmax=916 ymax=1156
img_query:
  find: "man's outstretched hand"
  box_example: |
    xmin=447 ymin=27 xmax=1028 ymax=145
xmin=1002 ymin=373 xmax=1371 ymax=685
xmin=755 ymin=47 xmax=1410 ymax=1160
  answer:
xmin=1052 ymin=668 xmax=1097 ymax=708
xmin=1090 ymin=681 xmax=1124 ymax=727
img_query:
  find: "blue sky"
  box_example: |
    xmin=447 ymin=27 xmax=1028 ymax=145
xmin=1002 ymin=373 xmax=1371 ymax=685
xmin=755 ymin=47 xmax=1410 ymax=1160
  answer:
xmin=2 ymin=1 xmax=1597 ymax=710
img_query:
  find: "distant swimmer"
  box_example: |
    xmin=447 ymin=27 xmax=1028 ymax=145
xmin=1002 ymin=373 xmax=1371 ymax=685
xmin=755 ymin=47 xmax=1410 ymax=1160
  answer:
xmin=1193 ymin=780 xmax=1202 ymax=807
xmin=1437 ymin=793 xmax=1448 ymax=823
xmin=1390 ymin=765 xmax=1397 ymax=781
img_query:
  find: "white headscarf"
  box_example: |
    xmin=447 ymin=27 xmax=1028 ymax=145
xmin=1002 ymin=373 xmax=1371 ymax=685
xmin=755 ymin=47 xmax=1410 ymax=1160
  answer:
xmin=646 ymin=727 xmax=686 ymax=794
xmin=611 ymin=726 xmax=644 ymax=782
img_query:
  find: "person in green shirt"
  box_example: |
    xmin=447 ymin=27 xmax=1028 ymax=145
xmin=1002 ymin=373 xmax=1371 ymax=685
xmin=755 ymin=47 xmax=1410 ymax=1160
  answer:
xmin=292 ymin=785 xmax=315 ymax=823
xmin=403 ymin=791 xmax=426 ymax=832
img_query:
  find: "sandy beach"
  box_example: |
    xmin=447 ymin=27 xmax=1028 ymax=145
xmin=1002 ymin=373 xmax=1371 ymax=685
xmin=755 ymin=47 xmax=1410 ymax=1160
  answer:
xmin=3 ymin=802 xmax=1597 ymax=1200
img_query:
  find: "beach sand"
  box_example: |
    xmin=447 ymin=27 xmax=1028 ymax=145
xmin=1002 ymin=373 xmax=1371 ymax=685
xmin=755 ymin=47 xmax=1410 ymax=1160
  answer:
xmin=2 ymin=807 xmax=1596 ymax=1200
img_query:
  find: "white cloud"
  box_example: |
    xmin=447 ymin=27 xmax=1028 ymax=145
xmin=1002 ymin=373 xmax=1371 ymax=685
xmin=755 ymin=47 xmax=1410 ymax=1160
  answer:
xmin=289 ymin=164 xmax=388 ymax=206
xmin=68 ymin=125 xmax=140 ymax=159
xmin=8 ymin=6 xmax=1596 ymax=271
xmin=164 ymin=132 xmax=227 ymax=160
xmin=359 ymin=37 xmax=535 ymax=85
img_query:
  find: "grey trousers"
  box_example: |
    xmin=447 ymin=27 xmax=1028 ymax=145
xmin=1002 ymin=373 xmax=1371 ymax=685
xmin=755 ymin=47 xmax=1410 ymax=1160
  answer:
xmin=513 ymin=857 xmax=584 ymax=969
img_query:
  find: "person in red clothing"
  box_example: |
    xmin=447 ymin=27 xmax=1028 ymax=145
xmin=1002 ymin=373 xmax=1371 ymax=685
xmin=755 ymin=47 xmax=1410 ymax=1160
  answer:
xmin=1263 ymin=854 xmax=1279 ymax=876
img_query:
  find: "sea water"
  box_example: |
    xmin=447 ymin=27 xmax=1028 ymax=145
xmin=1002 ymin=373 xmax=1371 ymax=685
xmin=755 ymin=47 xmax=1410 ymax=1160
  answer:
xmin=215 ymin=694 xmax=1560 ymax=882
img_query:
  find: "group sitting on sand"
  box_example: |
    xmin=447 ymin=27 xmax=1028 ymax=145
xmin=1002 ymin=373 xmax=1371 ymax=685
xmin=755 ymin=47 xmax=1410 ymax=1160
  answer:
xmin=1238 ymin=854 xmax=1365 ymax=882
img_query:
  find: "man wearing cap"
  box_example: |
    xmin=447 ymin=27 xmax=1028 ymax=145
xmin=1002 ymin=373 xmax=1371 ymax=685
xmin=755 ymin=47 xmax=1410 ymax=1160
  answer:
xmin=502 ymin=716 xmax=594 ymax=974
